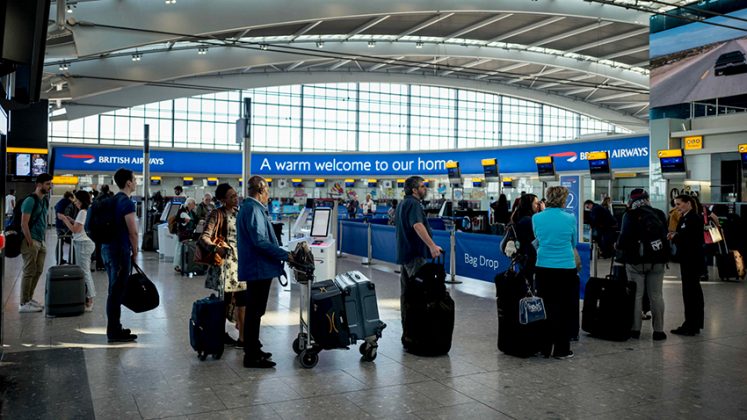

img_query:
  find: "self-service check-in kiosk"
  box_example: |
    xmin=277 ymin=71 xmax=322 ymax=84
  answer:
xmin=157 ymin=201 xmax=182 ymax=260
xmin=288 ymin=203 xmax=337 ymax=282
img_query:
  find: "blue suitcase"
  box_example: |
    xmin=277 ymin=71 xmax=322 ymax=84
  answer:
xmin=334 ymin=271 xmax=386 ymax=361
xmin=189 ymin=294 xmax=225 ymax=360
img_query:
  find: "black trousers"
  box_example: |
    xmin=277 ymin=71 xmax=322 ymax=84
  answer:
xmin=680 ymin=264 xmax=704 ymax=330
xmin=243 ymin=279 xmax=273 ymax=358
xmin=535 ymin=267 xmax=579 ymax=356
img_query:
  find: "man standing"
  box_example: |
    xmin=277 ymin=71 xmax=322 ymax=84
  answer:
xmin=395 ymin=176 xmax=443 ymax=337
xmin=5 ymin=188 xmax=15 ymax=220
xmin=18 ymin=174 xmax=52 ymax=313
xmin=55 ymin=191 xmax=76 ymax=264
xmin=237 ymin=176 xmax=290 ymax=368
xmin=194 ymin=193 xmax=215 ymax=225
xmin=584 ymin=199 xmax=618 ymax=258
xmin=102 ymin=168 xmax=139 ymax=342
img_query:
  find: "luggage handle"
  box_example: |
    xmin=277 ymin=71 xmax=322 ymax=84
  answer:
xmin=130 ymin=262 xmax=147 ymax=277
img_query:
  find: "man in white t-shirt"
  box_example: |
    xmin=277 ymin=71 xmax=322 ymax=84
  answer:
xmin=5 ymin=189 xmax=15 ymax=218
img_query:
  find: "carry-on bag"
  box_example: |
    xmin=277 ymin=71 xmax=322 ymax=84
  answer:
xmin=495 ymin=261 xmax=547 ymax=357
xmin=45 ymin=265 xmax=86 ymax=317
xmin=581 ymin=256 xmax=636 ymax=341
xmin=189 ymin=294 xmax=225 ymax=360
xmin=333 ymin=271 xmax=386 ymax=341
xmin=715 ymin=232 xmax=745 ymax=281
xmin=310 ymin=280 xmax=350 ymax=350
xmin=123 ymin=263 xmax=160 ymax=313
xmin=402 ymin=256 xmax=455 ymax=356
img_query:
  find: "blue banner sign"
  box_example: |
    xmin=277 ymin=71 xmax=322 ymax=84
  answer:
xmin=560 ymin=175 xmax=581 ymax=228
xmin=52 ymin=135 xmax=649 ymax=176
xmin=454 ymin=231 xmax=511 ymax=281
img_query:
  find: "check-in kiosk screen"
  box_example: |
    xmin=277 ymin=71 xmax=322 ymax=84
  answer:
xmin=483 ymin=164 xmax=498 ymax=181
xmin=537 ymin=162 xmax=555 ymax=177
xmin=589 ymin=158 xmax=611 ymax=179
xmin=310 ymin=208 xmax=331 ymax=238
xmin=660 ymin=156 xmax=686 ymax=173
xmin=447 ymin=166 xmax=461 ymax=180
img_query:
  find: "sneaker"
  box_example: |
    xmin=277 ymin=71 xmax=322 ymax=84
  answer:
xmin=653 ymin=331 xmax=667 ymax=341
xmin=641 ymin=311 xmax=652 ymax=320
xmin=19 ymin=302 xmax=42 ymax=313
xmin=107 ymin=331 xmax=137 ymax=343
xmin=29 ymin=299 xmax=44 ymax=309
xmin=553 ymin=351 xmax=575 ymax=360
xmin=670 ymin=327 xmax=697 ymax=336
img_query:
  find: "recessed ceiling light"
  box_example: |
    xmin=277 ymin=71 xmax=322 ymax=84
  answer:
xmin=368 ymin=41 xmax=375 ymax=48
xmin=59 ymin=62 xmax=69 ymax=71
xmin=416 ymin=41 xmax=424 ymax=48
xmin=165 ymin=0 xmax=176 ymax=4
xmin=132 ymin=52 xmax=142 ymax=61
xmin=316 ymin=41 xmax=324 ymax=48
xmin=260 ymin=44 xmax=268 ymax=51
xmin=198 ymin=47 xmax=208 ymax=55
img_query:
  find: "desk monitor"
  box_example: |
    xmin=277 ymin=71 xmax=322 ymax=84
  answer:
xmin=588 ymin=151 xmax=611 ymax=180
xmin=481 ymin=158 xmax=500 ymax=182
xmin=310 ymin=208 xmax=331 ymax=238
xmin=658 ymin=149 xmax=686 ymax=178
xmin=535 ymin=156 xmax=556 ymax=181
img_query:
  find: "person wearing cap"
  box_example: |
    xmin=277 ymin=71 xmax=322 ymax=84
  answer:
xmin=615 ymin=189 xmax=669 ymax=341
xmin=18 ymin=173 xmax=52 ymax=313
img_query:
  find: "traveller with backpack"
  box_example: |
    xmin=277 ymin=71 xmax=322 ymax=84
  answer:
xmin=15 ymin=173 xmax=52 ymax=313
xmin=615 ymin=189 xmax=669 ymax=341
xmin=88 ymin=168 xmax=139 ymax=342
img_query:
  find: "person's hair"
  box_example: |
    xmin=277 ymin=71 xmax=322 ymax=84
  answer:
xmin=404 ymin=176 xmax=424 ymax=195
xmin=214 ymin=183 xmax=233 ymax=201
xmin=512 ymin=193 xmax=538 ymax=224
xmin=174 ymin=185 xmax=183 ymax=191
xmin=497 ymin=194 xmax=508 ymax=209
xmin=63 ymin=191 xmax=74 ymax=199
xmin=676 ymin=194 xmax=699 ymax=213
xmin=35 ymin=173 xmax=52 ymax=184
xmin=601 ymin=197 xmax=611 ymax=206
xmin=545 ymin=186 xmax=569 ymax=208
xmin=511 ymin=197 xmax=521 ymax=211
xmin=584 ymin=200 xmax=594 ymax=206
xmin=203 ymin=193 xmax=212 ymax=200
xmin=74 ymin=190 xmax=91 ymax=210
xmin=391 ymin=199 xmax=398 ymax=208
xmin=9 ymin=189 xmax=14 ymax=194
xmin=113 ymin=168 xmax=133 ymax=189
xmin=247 ymin=176 xmax=268 ymax=197
xmin=185 ymin=197 xmax=196 ymax=206
xmin=100 ymin=184 xmax=110 ymax=194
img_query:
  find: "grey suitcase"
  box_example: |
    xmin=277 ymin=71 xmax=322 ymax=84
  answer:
xmin=333 ymin=271 xmax=386 ymax=342
xmin=45 ymin=265 xmax=86 ymax=317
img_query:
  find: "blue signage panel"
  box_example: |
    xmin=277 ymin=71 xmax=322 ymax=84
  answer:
xmin=455 ymin=231 xmax=511 ymax=280
xmin=560 ymin=175 xmax=580 ymax=228
xmin=52 ymin=135 xmax=649 ymax=176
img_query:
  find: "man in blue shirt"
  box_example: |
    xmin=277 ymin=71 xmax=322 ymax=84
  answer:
xmin=395 ymin=176 xmax=442 ymax=336
xmin=18 ymin=173 xmax=51 ymax=313
xmin=102 ymin=168 xmax=139 ymax=342
xmin=237 ymin=176 xmax=290 ymax=368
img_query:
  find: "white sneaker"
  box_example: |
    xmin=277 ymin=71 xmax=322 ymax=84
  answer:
xmin=29 ymin=299 xmax=44 ymax=309
xmin=19 ymin=303 xmax=42 ymax=313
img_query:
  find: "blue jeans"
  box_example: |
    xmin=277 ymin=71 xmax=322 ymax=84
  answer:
xmin=102 ymin=244 xmax=132 ymax=336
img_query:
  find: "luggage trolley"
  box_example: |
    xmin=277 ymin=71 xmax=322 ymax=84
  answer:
xmin=288 ymin=242 xmax=386 ymax=369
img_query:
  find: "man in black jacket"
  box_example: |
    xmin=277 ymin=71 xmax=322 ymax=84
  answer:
xmin=615 ymin=189 xmax=668 ymax=341
xmin=585 ymin=199 xmax=618 ymax=258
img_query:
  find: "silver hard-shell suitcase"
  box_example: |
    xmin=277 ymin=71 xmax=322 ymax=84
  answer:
xmin=333 ymin=270 xmax=386 ymax=360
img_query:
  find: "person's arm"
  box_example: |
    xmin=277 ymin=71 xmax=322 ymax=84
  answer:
xmin=58 ymin=213 xmax=82 ymax=233
xmin=246 ymin=207 xmax=288 ymax=261
xmin=125 ymin=213 xmax=139 ymax=261
xmin=21 ymin=213 xmax=33 ymax=247
xmin=412 ymin=222 xmax=442 ymax=258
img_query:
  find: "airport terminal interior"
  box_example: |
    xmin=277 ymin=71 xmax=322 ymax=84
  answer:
xmin=2 ymin=0 xmax=747 ymax=419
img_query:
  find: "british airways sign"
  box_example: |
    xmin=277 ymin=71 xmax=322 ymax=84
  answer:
xmin=52 ymin=135 xmax=649 ymax=176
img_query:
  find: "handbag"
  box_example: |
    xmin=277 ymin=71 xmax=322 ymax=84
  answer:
xmin=500 ymin=224 xmax=517 ymax=257
xmin=518 ymin=279 xmax=546 ymax=325
xmin=703 ymin=212 xmax=723 ymax=244
xmin=123 ymin=263 xmax=160 ymax=313
xmin=195 ymin=210 xmax=226 ymax=266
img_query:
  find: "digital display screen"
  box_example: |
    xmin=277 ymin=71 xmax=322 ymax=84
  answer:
xmin=503 ymin=180 xmax=514 ymax=188
xmin=660 ymin=156 xmax=686 ymax=173
xmin=589 ymin=158 xmax=611 ymax=179
xmin=483 ymin=164 xmax=499 ymax=181
xmin=396 ymin=181 xmax=404 ymax=188
xmin=537 ymin=162 xmax=555 ymax=177
xmin=207 ymin=179 xmax=218 ymax=186
xmin=368 ymin=181 xmax=377 ymax=188
xmin=310 ymin=208 xmax=331 ymax=238
xmin=472 ymin=181 xmax=483 ymax=188
xmin=345 ymin=181 xmax=355 ymax=187
xmin=292 ymin=181 xmax=304 ymax=187
xmin=150 ymin=179 xmax=161 ymax=186
xmin=315 ymin=181 xmax=325 ymax=187
xmin=447 ymin=166 xmax=461 ymax=180
xmin=183 ymin=179 xmax=194 ymax=186
xmin=7 ymin=152 xmax=48 ymax=177
xmin=741 ymin=152 xmax=747 ymax=167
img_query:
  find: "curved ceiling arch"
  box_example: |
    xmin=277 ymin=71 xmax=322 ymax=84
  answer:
xmin=56 ymin=71 xmax=647 ymax=131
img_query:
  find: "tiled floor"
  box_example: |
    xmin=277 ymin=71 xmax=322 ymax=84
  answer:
xmin=2 ymin=232 xmax=747 ymax=419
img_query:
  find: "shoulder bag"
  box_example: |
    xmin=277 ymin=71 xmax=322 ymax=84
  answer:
xmin=123 ymin=263 xmax=160 ymax=313
xmin=195 ymin=209 xmax=227 ymax=266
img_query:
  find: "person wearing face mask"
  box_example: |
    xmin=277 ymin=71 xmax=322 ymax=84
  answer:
xmin=236 ymin=176 xmax=291 ymax=368
xmin=667 ymin=194 xmax=705 ymax=336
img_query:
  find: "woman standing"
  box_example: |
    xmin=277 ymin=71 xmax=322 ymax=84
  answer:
xmin=668 ymin=194 xmax=705 ymax=336
xmin=200 ymin=183 xmax=247 ymax=347
xmin=532 ymin=186 xmax=578 ymax=359
xmin=58 ymin=190 xmax=96 ymax=311
xmin=511 ymin=194 xmax=540 ymax=277
xmin=362 ymin=193 xmax=377 ymax=216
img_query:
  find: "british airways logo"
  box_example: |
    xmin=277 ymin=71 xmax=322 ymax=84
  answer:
xmin=550 ymin=151 xmax=578 ymax=163
xmin=63 ymin=154 xmax=96 ymax=164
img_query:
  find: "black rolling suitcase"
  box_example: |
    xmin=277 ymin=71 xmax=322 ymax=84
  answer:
xmin=310 ymin=280 xmax=350 ymax=350
xmin=402 ymin=257 xmax=455 ymax=356
xmin=189 ymin=294 xmax=225 ymax=361
xmin=495 ymin=265 xmax=547 ymax=357
xmin=582 ymin=257 xmax=636 ymax=341
xmin=181 ymin=240 xmax=207 ymax=276
xmin=45 ymin=265 xmax=86 ymax=317
xmin=715 ymin=235 xmax=745 ymax=281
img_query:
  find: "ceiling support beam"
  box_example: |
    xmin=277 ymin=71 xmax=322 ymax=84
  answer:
xmin=444 ymin=14 xmax=512 ymax=40
xmin=345 ymin=15 xmax=391 ymax=39
xmin=489 ymin=16 xmax=565 ymax=42
xmin=397 ymin=13 xmax=455 ymax=38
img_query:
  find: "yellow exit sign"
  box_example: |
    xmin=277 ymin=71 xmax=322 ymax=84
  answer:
xmin=684 ymin=136 xmax=703 ymax=150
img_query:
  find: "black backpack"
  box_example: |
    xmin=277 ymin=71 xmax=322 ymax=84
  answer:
xmin=626 ymin=206 xmax=669 ymax=264
xmin=4 ymin=194 xmax=42 ymax=258
xmin=86 ymin=194 xmax=120 ymax=244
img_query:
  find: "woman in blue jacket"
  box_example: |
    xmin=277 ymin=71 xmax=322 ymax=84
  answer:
xmin=532 ymin=186 xmax=578 ymax=359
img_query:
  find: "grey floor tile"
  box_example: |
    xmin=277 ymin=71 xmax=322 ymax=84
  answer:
xmin=412 ymin=402 xmax=510 ymax=420
xmin=134 ymin=387 xmax=227 ymax=419
xmin=270 ymin=397 xmax=373 ymax=420
xmin=186 ymin=404 xmax=281 ymax=420
xmin=211 ymin=378 xmax=303 ymax=408
xmin=92 ymin=395 xmax=143 ymax=420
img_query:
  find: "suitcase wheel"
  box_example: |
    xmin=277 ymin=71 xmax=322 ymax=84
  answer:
xmin=292 ymin=337 xmax=302 ymax=355
xmin=213 ymin=349 xmax=223 ymax=360
xmin=197 ymin=351 xmax=207 ymax=361
xmin=299 ymin=349 xmax=319 ymax=369
xmin=359 ymin=342 xmax=378 ymax=362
